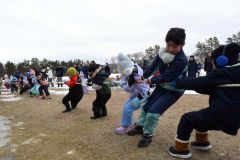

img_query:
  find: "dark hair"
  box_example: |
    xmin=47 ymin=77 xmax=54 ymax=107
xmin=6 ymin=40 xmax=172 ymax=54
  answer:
xmin=189 ymin=55 xmax=195 ymax=61
xmin=211 ymin=42 xmax=240 ymax=67
xmin=165 ymin=28 xmax=186 ymax=45
xmin=90 ymin=60 xmax=96 ymax=64
xmin=88 ymin=64 xmax=100 ymax=73
xmin=127 ymin=66 xmax=138 ymax=87
xmin=35 ymin=70 xmax=41 ymax=76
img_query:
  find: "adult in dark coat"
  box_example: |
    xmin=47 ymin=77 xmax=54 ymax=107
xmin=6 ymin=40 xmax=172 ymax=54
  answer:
xmin=204 ymin=52 xmax=213 ymax=75
xmin=55 ymin=65 xmax=65 ymax=87
xmin=105 ymin=63 xmax=111 ymax=75
xmin=187 ymin=56 xmax=198 ymax=78
xmin=73 ymin=64 xmax=81 ymax=73
xmin=197 ymin=62 xmax=202 ymax=77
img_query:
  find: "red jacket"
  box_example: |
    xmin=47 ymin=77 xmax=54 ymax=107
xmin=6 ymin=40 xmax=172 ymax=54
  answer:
xmin=66 ymin=75 xmax=77 ymax=88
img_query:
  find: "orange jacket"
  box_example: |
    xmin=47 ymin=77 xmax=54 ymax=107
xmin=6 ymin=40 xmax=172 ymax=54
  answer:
xmin=66 ymin=75 xmax=77 ymax=88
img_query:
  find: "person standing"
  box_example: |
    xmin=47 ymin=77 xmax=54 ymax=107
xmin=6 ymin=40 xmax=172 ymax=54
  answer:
xmin=187 ymin=56 xmax=198 ymax=78
xmin=204 ymin=52 xmax=213 ymax=75
xmin=55 ymin=65 xmax=65 ymax=87
xmin=47 ymin=67 xmax=54 ymax=87
xmin=105 ymin=63 xmax=111 ymax=75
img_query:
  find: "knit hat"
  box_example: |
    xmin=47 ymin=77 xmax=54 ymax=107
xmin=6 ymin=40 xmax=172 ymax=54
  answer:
xmin=67 ymin=67 xmax=77 ymax=76
xmin=117 ymin=53 xmax=135 ymax=76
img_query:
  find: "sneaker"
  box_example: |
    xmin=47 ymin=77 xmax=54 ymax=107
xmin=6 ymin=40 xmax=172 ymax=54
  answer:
xmin=115 ymin=126 xmax=130 ymax=134
xmin=191 ymin=141 xmax=212 ymax=150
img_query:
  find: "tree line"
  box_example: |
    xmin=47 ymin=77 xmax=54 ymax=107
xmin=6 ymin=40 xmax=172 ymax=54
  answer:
xmin=1 ymin=31 xmax=239 ymax=76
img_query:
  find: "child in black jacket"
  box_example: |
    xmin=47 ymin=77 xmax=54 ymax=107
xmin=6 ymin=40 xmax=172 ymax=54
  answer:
xmin=169 ymin=43 xmax=240 ymax=159
xmin=88 ymin=64 xmax=111 ymax=119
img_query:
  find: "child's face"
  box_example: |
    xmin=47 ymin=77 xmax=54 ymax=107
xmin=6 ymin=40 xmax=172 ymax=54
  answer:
xmin=166 ymin=41 xmax=183 ymax=55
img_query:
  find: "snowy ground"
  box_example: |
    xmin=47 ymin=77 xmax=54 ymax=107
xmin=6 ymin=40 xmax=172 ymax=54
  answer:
xmin=0 ymin=91 xmax=23 ymax=102
xmin=0 ymin=116 xmax=11 ymax=148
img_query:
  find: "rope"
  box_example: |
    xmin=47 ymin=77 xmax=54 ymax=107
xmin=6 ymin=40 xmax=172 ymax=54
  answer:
xmin=217 ymin=84 xmax=240 ymax=87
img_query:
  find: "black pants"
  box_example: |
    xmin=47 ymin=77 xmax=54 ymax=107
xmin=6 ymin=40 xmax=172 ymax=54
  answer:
xmin=20 ymin=85 xmax=30 ymax=95
xmin=39 ymin=85 xmax=50 ymax=96
xmin=11 ymin=84 xmax=18 ymax=93
xmin=92 ymin=90 xmax=111 ymax=117
xmin=62 ymin=88 xmax=83 ymax=111
xmin=176 ymin=108 xmax=237 ymax=141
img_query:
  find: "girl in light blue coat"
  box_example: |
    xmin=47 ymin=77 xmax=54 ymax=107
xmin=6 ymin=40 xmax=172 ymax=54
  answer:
xmin=115 ymin=54 xmax=150 ymax=134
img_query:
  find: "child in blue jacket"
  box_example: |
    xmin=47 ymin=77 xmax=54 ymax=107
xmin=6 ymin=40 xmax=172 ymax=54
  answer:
xmin=115 ymin=53 xmax=150 ymax=134
xmin=128 ymin=28 xmax=188 ymax=148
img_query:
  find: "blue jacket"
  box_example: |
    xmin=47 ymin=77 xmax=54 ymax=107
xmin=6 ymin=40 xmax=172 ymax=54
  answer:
xmin=176 ymin=64 xmax=240 ymax=135
xmin=144 ymin=49 xmax=188 ymax=84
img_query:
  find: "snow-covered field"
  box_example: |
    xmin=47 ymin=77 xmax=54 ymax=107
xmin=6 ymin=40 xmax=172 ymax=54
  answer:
xmin=0 ymin=116 xmax=11 ymax=148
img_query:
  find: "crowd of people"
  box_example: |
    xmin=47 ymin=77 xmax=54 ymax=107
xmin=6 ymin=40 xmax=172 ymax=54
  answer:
xmin=0 ymin=28 xmax=239 ymax=159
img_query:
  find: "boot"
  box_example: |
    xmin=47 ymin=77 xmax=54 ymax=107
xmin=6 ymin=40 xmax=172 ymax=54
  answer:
xmin=127 ymin=109 xmax=147 ymax=136
xmin=137 ymin=113 xmax=160 ymax=148
xmin=91 ymin=112 xmax=102 ymax=119
xmin=127 ymin=124 xmax=143 ymax=136
xmin=137 ymin=133 xmax=152 ymax=148
xmin=191 ymin=131 xmax=212 ymax=150
xmin=169 ymin=137 xmax=192 ymax=159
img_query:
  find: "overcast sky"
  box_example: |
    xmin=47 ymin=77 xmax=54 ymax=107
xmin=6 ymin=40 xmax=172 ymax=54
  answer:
xmin=0 ymin=0 xmax=239 ymax=64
